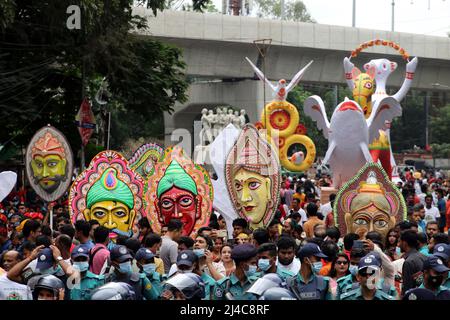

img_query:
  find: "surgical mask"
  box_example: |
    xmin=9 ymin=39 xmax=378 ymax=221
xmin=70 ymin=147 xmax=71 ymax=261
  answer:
xmin=349 ymin=265 xmax=358 ymax=276
xmin=428 ymin=275 xmax=444 ymax=289
xmin=73 ymin=261 xmax=89 ymax=272
xmin=143 ymin=263 xmax=156 ymax=275
xmin=40 ymin=266 xmax=60 ymax=275
xmin=244 ymin=265 xmax=257 ymax=277
xmin=311 ymin=261 xmax=323 ymax=274
xmin=193 ymin=249 xmax=205 ymax=258
xmin=118 ymin=261 xmax=132 ymax=274
xmin=258 ymin=259 xmax=271 ymax=272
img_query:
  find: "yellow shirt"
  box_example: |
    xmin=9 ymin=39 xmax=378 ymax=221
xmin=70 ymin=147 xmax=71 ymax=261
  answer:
xmin=155 ymin=257 xmax=164 ymax=275
xmin=303 ymin=217 xmax=324 ymax=238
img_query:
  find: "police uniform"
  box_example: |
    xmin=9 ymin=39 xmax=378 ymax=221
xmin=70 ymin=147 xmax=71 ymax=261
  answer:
xmin=433 ymin=244 xmax=450 ymax=290
xmin=339 ymin=253 xmax=396 ymax=301
xmin=201 ymin=272 xmax=217 ymax=300
xmin=70 ymin=271 xmax=105 ymax=300
xmin=336 ymin=273 xmax=397 ymax=299
xmin=212 ymin=244 xmax=260 ymax=300
xmin=418 ymin=253 xmax=450 ymax=297
xmin=135 ymin=248 xmax=163 ymax=297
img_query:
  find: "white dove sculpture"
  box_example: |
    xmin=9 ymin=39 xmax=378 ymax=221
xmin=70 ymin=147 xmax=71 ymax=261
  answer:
xmin=303 ymin=96 xmax=402 ymax=188
xmin=245 ymin=57 xmax=313 ymax=101
xmin=0 ymin=171 xmax=17 ymax=202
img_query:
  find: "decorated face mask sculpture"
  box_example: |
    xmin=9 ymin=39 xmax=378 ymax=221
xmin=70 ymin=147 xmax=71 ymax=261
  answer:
xmin=334 ymin=162 xmax=406 ymax=241
xmin=69 ymin=151 xmax=144 ymax=240
xmin=128 ymin=143 xmax=164 ymax=180
xmin=26 ymin=126 xmax=73 ymax=201
xmin=225 ymin=125 xmax=281 ymax=230
xmin=145 ymin=146 xmax=213 ymax=236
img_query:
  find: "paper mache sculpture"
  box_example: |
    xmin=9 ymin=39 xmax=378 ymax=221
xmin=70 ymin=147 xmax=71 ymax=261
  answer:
xmin=343 ymin=39 xmax=418 ymax=178
xmin=333 ymin=162 xmax=406 ymax=241
xmin=210 ymin=123 xmax=281 ymax=235
xmin=26 ymin=125 xmax=74 ymax=202
xmin=69 ymin=150 xmax=145 ymax=240
xmin=128 ymin=143 xmax=164 ymax=180
xmin=0 ymin=171 xmax=17 ymax=202
xmin=144 ymin=146 xmax=213 ymax=236
xmin=303 ymin=95 xmax=402 ymax=188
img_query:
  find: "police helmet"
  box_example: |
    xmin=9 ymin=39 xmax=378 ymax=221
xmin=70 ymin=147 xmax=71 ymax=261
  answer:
xmin=90 ymin=282 xmax=136 ymax=300
xmin=246 ymin=273 xmax=284 ymax=296
xmin=29 ymin=274 xmax=64 ymax=299
xmin=164 ymin=273 xmax=205 ymax=300
xmin=260 ymin=287 xmax=297 ymax=300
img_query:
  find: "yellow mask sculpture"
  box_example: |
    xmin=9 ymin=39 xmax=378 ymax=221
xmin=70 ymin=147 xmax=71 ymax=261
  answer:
xmin=335 ymin=163 xmax=406 ymax=242
xmin=31 ymin=155 xmax=67 ymax=191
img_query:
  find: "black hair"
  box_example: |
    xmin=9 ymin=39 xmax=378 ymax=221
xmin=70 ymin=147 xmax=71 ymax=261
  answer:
xmin=144 ymin=233 xmax=162 ymax=248
xmin=22 ymin=220 xmax=41 ymax=238
xmin=138 ymin=217 xmax=151 ymax=229
xmin=178 ymin=236 xmax=195 ymax=249
xmin=329 ymin=193 xmax=336 ymax=203
xmin=53 ymin=204 xmax=63 ymax=212
xmin=257 ymin=243 xmax=277 ymax=257
xmin=21 ymin=241 xmax=36 ymax=253
xmin=56 ymin=234 xmax=72 ymax=252
xmin=290 ymin=212 xmax=301 ymax=221
xmin=343 ymin=233 xmax=360 ymax=251
xmin=40 ymin=225 xmax=52 ymax=237
xmin=350 ymin=247 xmax=367 ymax=259
xmin=277 ymin=236 xmax=296 ymax=251
xmin=306 ymin=203 xmax=318 ymax=217
xmin=75 ymin=220 xmax=91 ymax=238
xmin=196 ymin=234 xmax=214 ymax=250
xmin=59 ymin=224 xmax=75 ymax=240
xmin=209 ymin=214 xmax=218 ymax=223
xmin=400 ymin=230 xmax=419 ymax=249
xmin=413 ymin=203 xmax=424 ymax=212
xmin=197 ymin=227 xmax=212 ymax=235
xmin=115 ymin=235 xmax=128 ymax=246
xmin=268 ymin=219 xmax=280 ymax=227
xmin=321 ymin=240 xmax=339 ymax=262
xmin=232 ymin=218 xmax=248 ymax=229
xmin=366 ymin=231 xmax=384 ymax=249
xmin=89 ymin=219 xmax=100 ymax=227
xmin=417 ymin=232 xmax=428 ymax=245
xmin=398 ymin=221 xmax=413 ymax=231
xmin=424 ymin=194 xmax=433 ymax=200
xmin=218 ymin=215 xmax=225 ymax=221
xmin=167 ymin=219 xmax=183 ymax=232
xmin=326 ymin=227 xmax=341 ymax=241
xmin=35 ymin=235 xmax=51 ymax=247
xmin=329 ymin=253 xmax=350 ymax=278
xmin=253 ymin=228 xmax=269 ymax=245
xmin=432 ymin=233 xmax=449 ymax=245
xmin=308 ymin=237 xmax=324 ymax=247
xmin=208 ymin=221 xmax=220 ymax=230
xmin=93 ymin=226 xmax=109 ymax=244
xmin=124 ymin=238 xmax=141 ymax=257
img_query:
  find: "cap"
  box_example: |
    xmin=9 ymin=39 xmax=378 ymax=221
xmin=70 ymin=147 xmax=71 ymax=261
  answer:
xmin=358 ymin=253 xmax=381 ymax=271
xmin=177 ymin=250 xmax=197 ymax=268
xmin=110 ymin=245 xmax=133 ymax=263
xmin=433 ymin=243 xmax=450 ymax=261
xmin=403 ymin=288 xmax=436 ymax=301
xmin=71 ymin=245 xmax=90 ymax=259
xmin=423 ymin=254 xmax=450 ymax=273
xmin=135 ymin=248 xmax=155 ymax=261
xmin=231 ymin=244 xmax=257 ymax=261
xmin=36 ymin=248 xmax=54 ymax=270
xmin=297 ymin=243 xmax=327 ymax=260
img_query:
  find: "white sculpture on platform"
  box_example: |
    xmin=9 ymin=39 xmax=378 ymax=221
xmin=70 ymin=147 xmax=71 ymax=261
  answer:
xmin=303 ymin=96 xmax=402 ymax=188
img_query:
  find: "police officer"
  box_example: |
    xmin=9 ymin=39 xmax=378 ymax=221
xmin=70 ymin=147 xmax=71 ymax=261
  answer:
xmin=135 ymin=247 xmax=163 ymax=296
xmin=213 ymin=243 xmax=260 ymax=300
xmin=161 ymin=273 xmax=206 ymax=300
xmin=105 ymin=245 xmax=157 ymax=300
xmin=285 ymin=242 xmax=332 ymax=300
xmin=247 ymin=272 xmax=286 ymax=299
xmin=340 ymin=253 xmax=396 ymax=300
xmin=90 ymin=282 xmax=136 ymax=300
xmin=418 ymin=254 xmax=450 ymax=296
xmin=256 ymin=243 xmax=278 ymax=275
xmin=433 ymin=243 xmax=450 ymax=289
xmin=67 ymin=245 xmax=105 ymax=300
xmin=403 ymin=287 xmax=437 ymax=300
xmin=29 ymin=274 xmax=64 ymax=300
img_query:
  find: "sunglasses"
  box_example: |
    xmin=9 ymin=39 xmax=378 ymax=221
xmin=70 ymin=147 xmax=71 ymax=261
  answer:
xmin=336 ymin=260 xmax=348 ymax=265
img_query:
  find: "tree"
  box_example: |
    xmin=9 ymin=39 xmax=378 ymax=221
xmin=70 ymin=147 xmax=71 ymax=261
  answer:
xmin=0 ymin=0 xmax=209 ymax=164
xmin=254 ymin=0 xmax=315 ymax=22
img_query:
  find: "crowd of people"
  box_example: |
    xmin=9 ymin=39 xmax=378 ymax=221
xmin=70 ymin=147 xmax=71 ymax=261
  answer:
xmin=0 ymin=168 xmax=449 ymax=300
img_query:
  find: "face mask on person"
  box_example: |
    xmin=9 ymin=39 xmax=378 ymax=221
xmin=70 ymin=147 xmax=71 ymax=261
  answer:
xmin=118 ymin=261 xmax=132 ymax=274
xmin=73 ymin=261 xmax=89 ymax=272
xmin=143 ymin=263 xmax=156 ymax=275
xmin=258 ymin=259 xmax=271 ymax=272
xmin=349 ymin=265 xmax=358 ymax=276
xmin=193 ymin=249 xmax=205 ymax=258
xmin=40 ymin=266 xmax=60 ymax=275
xmin=244 ymin=265 xmax=257 ymax=278
xmin=428 ymin=274 xmax=444 ymax=289
xmin=308 ymin=258 xmax=322 ymax=274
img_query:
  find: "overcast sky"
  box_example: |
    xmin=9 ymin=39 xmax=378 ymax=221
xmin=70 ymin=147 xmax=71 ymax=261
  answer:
xmin=212 ymin=0 xmax=450 ymax=37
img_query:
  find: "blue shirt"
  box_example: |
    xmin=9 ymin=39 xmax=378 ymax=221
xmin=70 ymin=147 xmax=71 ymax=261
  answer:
xmin=0 ymin=240 xmax=11 ymax=254
xmin=70 ymin=271 xmax=104 ymax=300
xmin=213 ymin=273 xmax=259 ymax=300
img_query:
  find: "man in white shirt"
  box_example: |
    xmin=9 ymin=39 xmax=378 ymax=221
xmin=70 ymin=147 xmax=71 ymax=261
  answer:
xmin=0 ymin=250 xmax=32 ymax=300
xmin=424 ymin=195 xmax=440 ymax=224
xmin=289 ymin=199 xmax=307 ymax=226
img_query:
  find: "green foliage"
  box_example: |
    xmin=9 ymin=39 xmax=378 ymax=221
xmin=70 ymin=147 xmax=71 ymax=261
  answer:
xmin=254 ymin=0 xmax=315 ymax=22
xmin=430 ymin=103 xmax=450 ymax=145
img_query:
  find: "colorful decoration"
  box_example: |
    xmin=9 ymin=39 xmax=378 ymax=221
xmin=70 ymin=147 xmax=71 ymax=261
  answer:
xmin=210 ymin=124 xmax=281 ymax=233
xmin=26 ymin=126 xmax=73 ymax=202
xmin=75 ymin=98 xmax=96 ymax=147
xmin=303 ymin=96 xmax=402 ymax=188
xmin=69 ymin=150 xmax=145 ymax=240
xmin=333 ymin=162 xmax=406 ymax=241
xmin=128 ymin=143 xmax=164 ymax=179
xmin=144 ymin=146 xmax=213 ymax=236
xmin=343 ymin=39 xmax=419 ymax=178
xmin=245 ymin=57 xmax=316 ymax=172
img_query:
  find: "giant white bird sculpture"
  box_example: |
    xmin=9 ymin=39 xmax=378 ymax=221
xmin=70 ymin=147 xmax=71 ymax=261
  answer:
xmin=245 ymin=57 xmax=313 ymax=101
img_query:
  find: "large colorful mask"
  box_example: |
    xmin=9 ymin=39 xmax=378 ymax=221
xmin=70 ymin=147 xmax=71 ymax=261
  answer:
xmin=334 ymin=162 xmax=406 ymax=241
xmin=128 ymin=143 xmax=164 ymax=180
xmin=144 ymin=146 xmax=213 ymax=236
xmin=69 ymin=151 xmax=144 ymax=240
xmin=26 ymin=126 xmax=73 ymax=201
xmin=224 ymin=124 xmax=281 ymax=230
